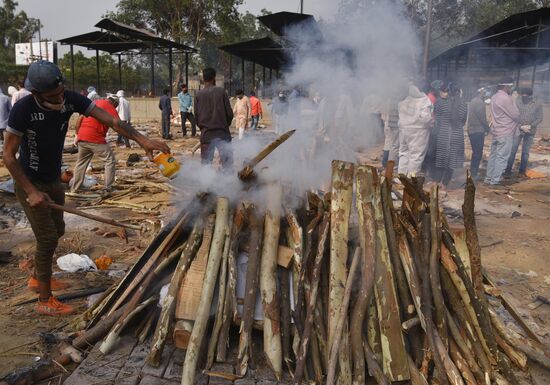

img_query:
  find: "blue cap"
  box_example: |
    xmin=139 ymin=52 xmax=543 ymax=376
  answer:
xmin=25 ymin=60 xmax=64 ymax=93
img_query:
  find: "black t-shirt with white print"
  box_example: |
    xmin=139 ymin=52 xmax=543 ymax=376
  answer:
xmin=7 ymin=91 xmax=94 ymax=183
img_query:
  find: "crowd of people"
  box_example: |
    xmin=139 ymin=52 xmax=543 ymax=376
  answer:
xmin=388 ymin=77 xmax=543 ymax=190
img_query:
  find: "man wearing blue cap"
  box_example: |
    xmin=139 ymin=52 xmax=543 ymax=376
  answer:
xmin=3 ymin=61 xmax=170 ymax=316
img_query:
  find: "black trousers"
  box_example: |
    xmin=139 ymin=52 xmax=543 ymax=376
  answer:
xmin=180 ymin=111 xmax=197 ymax=136
xmin=469 ymin=132 xmax=485 ymax=178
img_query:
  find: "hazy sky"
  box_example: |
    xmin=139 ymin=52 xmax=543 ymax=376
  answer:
xmin=16 ymin=0 xmax=339 ymax=46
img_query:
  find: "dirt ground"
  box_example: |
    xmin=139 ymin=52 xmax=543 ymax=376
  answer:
xmin=1 ymin=122 xmax=550 ymax=383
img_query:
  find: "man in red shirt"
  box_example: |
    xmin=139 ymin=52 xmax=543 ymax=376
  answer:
xmin=71 ymin=94 xmax=119 ymax=193
xmin=249 ymin=91 xmax=262 ymax=130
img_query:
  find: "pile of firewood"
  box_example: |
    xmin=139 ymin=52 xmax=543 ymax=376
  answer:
xmin=5 ymin=160 xmax=550 ymax=385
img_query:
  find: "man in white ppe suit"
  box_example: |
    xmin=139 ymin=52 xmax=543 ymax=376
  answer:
xmin=397 ymin=83 xmax=433 ymax=176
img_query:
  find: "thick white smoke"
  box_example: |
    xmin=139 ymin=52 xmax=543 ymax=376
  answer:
xmin=173 ymin=2 xmax=421 ymax=207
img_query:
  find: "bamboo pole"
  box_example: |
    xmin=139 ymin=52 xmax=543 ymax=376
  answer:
xmin=181 ymin=197 xmax=230 ymax=385
xmin=148 ymin=221 xmax=204 ymax=366
xmin=328 ymin=160 xmax=354 ymax=384
xmin=293 ymin=213 xmax=330 ymax=385
xmin=260 ymin=183 xmax=283 ymax=380
xmin=207 ymin=224 xmax=231 ymax=368
xmin=326 ymin=247 xmax=361 ymax=385
xmin=237 ymin=206 xmax=263 ymax=376
xmin=352 ymin=165 xmax=376 ymax=385
xmin=217 ymin=204 xmax=246 ymax=361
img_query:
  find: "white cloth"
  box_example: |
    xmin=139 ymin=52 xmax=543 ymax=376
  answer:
xmin=11 ymin=88 xmax=31 ymax=106
xmin=87 ymin=90 xmax=100 ymax=101
xmin=117 ymin=96 xmax=131 ymax=121
xmin=398 ymin=128 xmax=430 ymax=176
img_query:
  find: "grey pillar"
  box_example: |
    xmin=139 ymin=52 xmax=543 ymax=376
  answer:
xmin=150 ymin=43 xmax=155 ymax=96
xmin=241 ymin=57 xmax=245 ymax=92
xmin=95 ymin=49 xmax=100 ymax=94
xmin=185 ymin=52 xmax=189 ymax=89
xmin=252 ymin=61 xmax=256 ymax=91
xmin=118 ymin=54 xmax=122 ymax=90
xmin=70 ymin=44 xmax=75 ymax=90
xmin=168 ymin=47 xmax=173 ymax=96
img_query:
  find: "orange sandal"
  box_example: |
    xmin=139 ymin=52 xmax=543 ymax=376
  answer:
xmin=36 ymin=296 xmax=75 ymax=316
xmin=27 ymin=277 xmax=70 ymax=293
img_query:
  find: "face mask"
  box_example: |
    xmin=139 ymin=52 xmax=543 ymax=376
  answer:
xmin=39 ymin=99 xmax=64 ymax=111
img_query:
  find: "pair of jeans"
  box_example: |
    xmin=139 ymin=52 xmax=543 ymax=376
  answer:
xmin=251 ymin=115 xmax=260 ymax=130
xmin=484 ymin=134 xmax=513 ymax=185
xmin=200 ymin=138 xmax=234 ymax=172
xmin=468 ymin=132 xmax=485 ymax=178
xmin=161 ymin=114 xmax=171 ymax=138
xmin=505 ymin=133 xmax=534 ymax=175
xmin=72 ymin=141 xmax=116 ymax=192
xmin=180 ymin=111 xmax=197 ymax=136
xmin=15 ymin=180 xmax=65 ymax=281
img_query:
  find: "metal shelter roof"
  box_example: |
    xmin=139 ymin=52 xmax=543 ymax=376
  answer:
xmin=219 ymin=37 xmax=289 ymax=70
xmin=257 ymin=12 xmax=319 ymax=37
xmin=95 ymin=18 xmax=196 ymax=52
xmin=429 ymin=7 xmax=550 ymax=68
xmin=57 ymin=31 xmax=144 ymax=54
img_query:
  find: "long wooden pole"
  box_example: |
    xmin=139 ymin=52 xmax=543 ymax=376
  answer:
xmin=181 ymin=198 xmax=229 ymax=385
xmin=49 ymin=202 xmax=141 ymax=231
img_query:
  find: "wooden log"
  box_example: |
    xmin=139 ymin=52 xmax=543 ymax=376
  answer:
xmin=440 ymin=269 xmax=492 ymax=377
xmin=207 ymin=224 xmax=231 ymax=368
xmin=440 ymin=245 xmax=494 ymax=363
xmin=446 ymin=310 xmax=485 ymax=384
xmin=326 ymin=247 xmax=361 ymax=385
xmin=381 ymin=179 xmax=415 ymax=320
xmin=260 ymin=183 xmax=283 ymax=380
xmin=173 ymin=320 xmax=193 ymax=350
xmin=408 ymin=356 xmax=429 ymax=385
xmin=352 ymin=165 xmax=376 ymax=385
xmin=138 ymin=309 xmax=157 ymax=344
xmin=363 ymin=336 xmax=391 ymax=385
xmin=181 ymin=197 xmax=230 ymax=385
xmin=148 ymin=221 xmax=204 ymax=366
xmin=429 ymin=185 xmax=448 ymax=347
xmin=99 ymin=238 xmax=188 ymax=355
xmin=328 ymin=160 xmax=354 ymax=384
xmin=489 ymin=307 xmax=550 ymax=370
xmin=293 ymin=213 xmax=330 ymax=385
xmin=419 ymin=214 xmax=448 ymax=385
xmin=449 ymin=339 xmax=477 ymax=385
xmin=285 ymin=210 xmax=303 ymax=363
xmin=237 ymin=206 xmax=263 ymax=376
xmin=494 ymin=332 xmax=528 ymax=370
xmin=279 ymin=266 xmax=293 ymax=373
xmin=217 ymin=204 xmax=246 ymax=361
xmin=483 ymin=269 xmax=544 ymax=345
xmin=99 ymin=296 xmax=157 ymax=354
xmin=369 ymin=167 xmax=410 ymax=381
xmin=72 ymin=304 xmax=128 ymax=350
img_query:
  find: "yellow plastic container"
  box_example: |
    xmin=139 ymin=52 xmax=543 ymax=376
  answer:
xmin=153 ymin=152 xmax=180 ymax=179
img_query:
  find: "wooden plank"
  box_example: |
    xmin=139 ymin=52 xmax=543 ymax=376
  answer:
xmin=175 ymin=215 xmax=215 ymax=320
xmin=277 ymin=245 xmax=293 ymax=268
xmin=370 ymin=171 xmax=410 ymax=381
xmin=115 ymin=342 xmax=149 ymax=385
xmin=449 ymin=226 xmax=472 ymax=279
xmin=64 ymin=336 xmax=137 ymax=385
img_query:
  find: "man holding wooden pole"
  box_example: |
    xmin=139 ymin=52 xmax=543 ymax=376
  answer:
xmin=3 ymin=61 xmax=170 ymax=316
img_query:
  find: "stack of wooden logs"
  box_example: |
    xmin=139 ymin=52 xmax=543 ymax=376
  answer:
xmin=12 ymin=160 xmax=549 ymax=385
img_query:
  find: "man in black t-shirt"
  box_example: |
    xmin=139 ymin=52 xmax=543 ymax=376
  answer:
xmin=3 ymin=61 xmax=170 ymax=316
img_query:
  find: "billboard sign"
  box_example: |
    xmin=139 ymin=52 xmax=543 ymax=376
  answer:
xmin=15 ymin=41 xmax=56 ymax=65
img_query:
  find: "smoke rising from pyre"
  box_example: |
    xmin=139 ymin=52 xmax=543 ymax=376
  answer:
xmin=173 ymin=2 xmax=420 ymax=206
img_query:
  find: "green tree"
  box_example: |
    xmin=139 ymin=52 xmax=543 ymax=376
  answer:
xmin=0 ymin=0 xmax=39 ymax=85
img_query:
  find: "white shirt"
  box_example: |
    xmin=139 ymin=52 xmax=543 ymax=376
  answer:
xmin=11 ymin=88 xmax=31 ymax=106
xmin=117 ymin=96 xmax=131 ymax=121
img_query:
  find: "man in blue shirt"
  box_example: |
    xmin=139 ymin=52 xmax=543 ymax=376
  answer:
xmin=177 ymin=84 xmax=197 ymax=137
xmin=3 ymin=61 xmax=170 ymax=316
xmin=0 ymin=87 xmax=11 ymax=142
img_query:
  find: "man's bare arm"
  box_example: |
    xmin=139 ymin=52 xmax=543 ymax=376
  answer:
xmin=2 ymin=132 xmax=50 ymax=207
xmin=89 ymin=106 xmax=170 ymax=158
